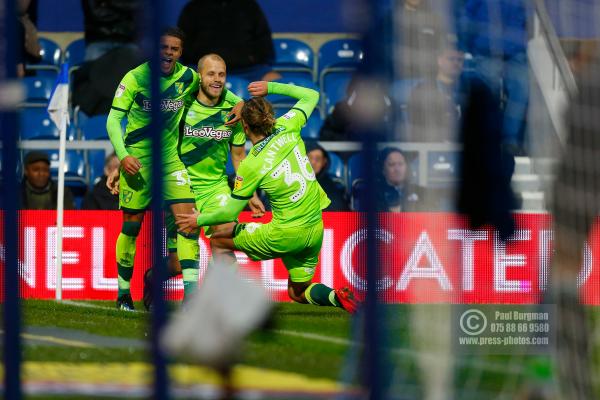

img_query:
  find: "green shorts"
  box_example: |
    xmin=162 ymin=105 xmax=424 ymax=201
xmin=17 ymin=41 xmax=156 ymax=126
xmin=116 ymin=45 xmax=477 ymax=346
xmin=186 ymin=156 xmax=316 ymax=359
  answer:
xmin=119 ymin=158 xmax=195 ymax=212
xmin=166 ymin=180 xmax=233 ymax=251
xmin=233 ymin=220 xmax=324 ymax=283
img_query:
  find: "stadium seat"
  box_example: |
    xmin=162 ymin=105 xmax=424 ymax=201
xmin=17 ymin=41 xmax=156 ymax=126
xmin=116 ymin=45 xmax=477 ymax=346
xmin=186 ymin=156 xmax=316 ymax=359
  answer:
xmin=79 ymin=114 xmax=109 ymax=140
xmin=272 ymin=38 xmax=314 ymax=82
xmin=350 ymin=178 xmax=365 ymax=211
xmin=322 ymin=72 xmax=353 ymax=114
xmin=318 ymin=39 xmax=363 ymax=117
xmin=26 ymin=38 xmax=61 ymax=74
xmin=64 ymin=39 xmax=86 ymax=68
xmin=302 ymin=113 xmax=322 ymax=139
xmin=88 ymin=150 xmax=107 ymax=186
xmin=318 ymin=39 xmax=364 ymax=75
xmin=40 ymin=150 xmax=88 ymax=195
xmin=267 ymin=77 xmax=319 ymax=110
xmin=347 ymin=153 xmax=363 ymax=190
xmin=22 ymin=75 xmax=55 ymax=104
xmin=426 ymin=150 xmax=460 ymax=187
xmin=225 ymin=76 xmax=250 ymax=99
xmin=19 ymin=108 xmax=76 ymax=140
xmin=327 ymin=151 xmax=344 ymax=181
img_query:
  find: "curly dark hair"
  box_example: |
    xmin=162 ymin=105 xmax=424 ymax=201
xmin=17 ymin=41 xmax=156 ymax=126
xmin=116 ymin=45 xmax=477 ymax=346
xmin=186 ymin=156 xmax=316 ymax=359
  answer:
xmin=241 ymin=97 xmax=276 ymax=137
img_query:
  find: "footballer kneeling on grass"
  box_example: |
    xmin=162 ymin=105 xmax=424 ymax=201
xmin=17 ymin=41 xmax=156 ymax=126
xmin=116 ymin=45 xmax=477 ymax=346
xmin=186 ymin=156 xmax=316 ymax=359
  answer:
xmin=176 ymin=81 xmax=358 ymax=313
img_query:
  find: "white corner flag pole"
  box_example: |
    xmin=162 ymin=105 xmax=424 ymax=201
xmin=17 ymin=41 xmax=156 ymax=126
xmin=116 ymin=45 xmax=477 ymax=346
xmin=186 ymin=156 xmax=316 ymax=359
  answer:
xmin=48 ymin=62 xmax=70 ymax=301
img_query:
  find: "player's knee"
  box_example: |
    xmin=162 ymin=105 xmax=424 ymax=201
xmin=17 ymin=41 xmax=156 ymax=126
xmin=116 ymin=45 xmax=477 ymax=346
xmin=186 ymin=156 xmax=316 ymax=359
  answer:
xmin=121 ymin=221 xmax=142 ymax=237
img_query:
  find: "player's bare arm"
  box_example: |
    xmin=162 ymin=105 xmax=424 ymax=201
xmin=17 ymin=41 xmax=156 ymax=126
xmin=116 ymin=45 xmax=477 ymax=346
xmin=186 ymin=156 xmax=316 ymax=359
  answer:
xmin=120 ymin=155 xmax=142 ymax=175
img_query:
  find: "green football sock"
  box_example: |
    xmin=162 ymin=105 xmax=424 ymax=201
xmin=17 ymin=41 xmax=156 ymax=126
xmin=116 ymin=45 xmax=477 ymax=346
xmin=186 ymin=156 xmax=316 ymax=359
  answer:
xmin=116 ymin=221 xmax=141 ymax=297
xmin=177 ymin=231 xmax=200 ymax=300
xmin=304 ymin=283 xmax=341 ymax=307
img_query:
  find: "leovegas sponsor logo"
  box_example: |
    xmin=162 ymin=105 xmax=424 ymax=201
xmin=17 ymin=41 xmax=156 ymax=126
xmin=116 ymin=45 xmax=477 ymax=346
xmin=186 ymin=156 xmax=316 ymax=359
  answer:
xmin=184 ymin=125 xmax=232 ymax=140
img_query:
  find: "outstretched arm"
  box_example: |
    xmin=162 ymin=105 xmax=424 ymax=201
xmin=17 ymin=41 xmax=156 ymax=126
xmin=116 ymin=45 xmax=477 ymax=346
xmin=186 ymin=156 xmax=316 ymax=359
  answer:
xmin=176 ymin=197 xmax=248 ymax=230
xmin=248 ymin=81 xmax=319 ymax=121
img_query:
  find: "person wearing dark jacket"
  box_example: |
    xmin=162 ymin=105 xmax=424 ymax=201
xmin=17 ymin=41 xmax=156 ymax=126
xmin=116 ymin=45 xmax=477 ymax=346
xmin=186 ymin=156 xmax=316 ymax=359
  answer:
xmin=82 ymin=152 xmax=119 ymax=210
xmin=306 ymin=142 xmax=349 ymax=211
xmin=20 ymin=151 xmax=75 ymax=210
xmin=81 ymin=0 xmax=140 ymax=61
xmin=177 ymin=0 xmax=279 ymax=81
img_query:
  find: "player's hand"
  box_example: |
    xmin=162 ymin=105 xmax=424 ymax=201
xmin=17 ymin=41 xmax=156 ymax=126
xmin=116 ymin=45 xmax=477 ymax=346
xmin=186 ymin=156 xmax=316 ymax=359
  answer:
xmin=121 ymin=155 xmax=142 ymax=175
xmin=225 ymin=100 xmax=244 ymax=126
xmin=248 ymin=194 xmax=266 ymax=218
xmin=106 ymin=168 xmax=120 ymax=195
xmin=247 ymin=81 xmax=268 ymax=97
xmin=175 ymin=210 xmax=200 ymax=231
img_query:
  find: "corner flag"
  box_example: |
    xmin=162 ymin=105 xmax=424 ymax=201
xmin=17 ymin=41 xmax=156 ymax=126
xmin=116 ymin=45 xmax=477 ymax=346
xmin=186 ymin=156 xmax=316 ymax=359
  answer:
xmin=46 ymin=62 xmax=70 ymax=301
xmin=47 ymin=62 xmax=70 ymax=127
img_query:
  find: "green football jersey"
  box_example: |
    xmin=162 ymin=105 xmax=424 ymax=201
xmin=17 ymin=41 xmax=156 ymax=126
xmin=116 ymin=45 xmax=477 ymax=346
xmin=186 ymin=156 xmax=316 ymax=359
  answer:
xmin=179 ymin=96 xmax=245 ymax=192
xmin=232 ymin=108 xmax=331 ymax=227
xmin=110 ymin=62 xmax=199 ymax=162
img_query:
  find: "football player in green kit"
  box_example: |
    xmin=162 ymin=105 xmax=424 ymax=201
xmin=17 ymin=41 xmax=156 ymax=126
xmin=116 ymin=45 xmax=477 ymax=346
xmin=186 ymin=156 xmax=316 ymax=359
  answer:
xmin=147 ymin=53 xmax=265 ymax=310
xmin=176 ymin=81 xmax=358 ymax=313
xmin=106 ymin=28 xmax=242 ymax=310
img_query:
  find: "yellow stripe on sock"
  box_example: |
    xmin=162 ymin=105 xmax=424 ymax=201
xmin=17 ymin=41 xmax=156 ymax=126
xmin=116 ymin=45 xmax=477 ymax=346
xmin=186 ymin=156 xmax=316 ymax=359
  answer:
xmin=304 ymin=283 xmax=318 ymax=305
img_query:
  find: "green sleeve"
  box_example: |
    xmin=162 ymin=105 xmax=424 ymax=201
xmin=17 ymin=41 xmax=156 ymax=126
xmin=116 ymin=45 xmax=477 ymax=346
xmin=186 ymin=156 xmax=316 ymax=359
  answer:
xmin=224 ymin=88 xmax=242 ymax=104
xmin=196 ymin=197 xmax=247 ymax=226
xmin=107 ymin=108 xmax=128 ymax=160
xmin=267 ymin=81 xmax=319 ymax=122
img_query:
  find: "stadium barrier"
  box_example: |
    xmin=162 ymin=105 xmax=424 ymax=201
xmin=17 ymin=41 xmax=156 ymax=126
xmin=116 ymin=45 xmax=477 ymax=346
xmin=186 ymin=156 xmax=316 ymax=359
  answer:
xmin=7 ymin=210 xmax=600 ymax=304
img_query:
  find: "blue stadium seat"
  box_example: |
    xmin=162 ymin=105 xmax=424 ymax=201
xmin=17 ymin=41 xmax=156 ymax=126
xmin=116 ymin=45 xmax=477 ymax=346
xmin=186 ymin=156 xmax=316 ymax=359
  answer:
xmin=80 ymin=114 xmax=109 ymax=140
xmin=347 ymin=153 xmax=363 ymax=190
xmin=350 ymin=178 xmax=365 ymax=211
xmin=322 ymin=72 xmax=352 ymax=113
xmin=327 ymin=151 xmax=344 ymax=181
xmin=88 ymin=150 xmax=107 ymax=186
xmin=427 ymin=151 xmax=460 ymax=187
xmin=23 ymin=75 xmax=55 ymax=104
xmin=273 ymin=38 xmax=314 ymax=81
xmin=26 ymin=38 xmax=61 ymax=74
xmin=267 ymin=77 xmax=319 ymax=109
xmin=225 ymin=76 xmax=250 ymax=99
xmin=318 ymin=39 xmax=364 ymax=75
xmin=44 ymin=150 xmax=88 ymax=195
xmin=318 ymin=39 xmax=363 ymax=117
xmin=302 ymin=113 xmax=322 ymax=139
xmin=19 ymin=108 xmax=76 ymax=140
xmin=64 ymin=39 xmax=86 ymax=67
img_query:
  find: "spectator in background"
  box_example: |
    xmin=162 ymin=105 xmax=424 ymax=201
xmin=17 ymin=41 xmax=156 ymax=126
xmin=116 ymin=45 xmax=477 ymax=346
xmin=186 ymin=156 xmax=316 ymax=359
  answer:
xmin=320 ymin=76 xmax=392 ymax=141
xmin=457 ymin=0 xmax=530 ymax=154
xmin=395 ymin=0 xmax=447 ymax=79
xmin=306 ymin=142 xmax=349 ymax=211
xmin=177 ymin=0 xmax=280 ymax=81
xmin=82 ymin=152 xmax=119 ymax=210
xmin=81 ymin=0 xmax=140 ymax=61
xmin=407 ymin=39 xmax=464 ymax=142
xmin=19 ymin=151 xmax=75 ymax=210
xmin=16 ymin=0 xmax=41 ymax=77
xmin=376 ymin=148 xmax=422 ymax=212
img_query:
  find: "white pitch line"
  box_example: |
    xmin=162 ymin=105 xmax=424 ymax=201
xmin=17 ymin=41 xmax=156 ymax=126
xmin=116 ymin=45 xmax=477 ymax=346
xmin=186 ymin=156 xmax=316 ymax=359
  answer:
xmin=56 ymin=301 xmax=523 ymax=374
xmin=60 ymin=300 xmax=146 ymax=313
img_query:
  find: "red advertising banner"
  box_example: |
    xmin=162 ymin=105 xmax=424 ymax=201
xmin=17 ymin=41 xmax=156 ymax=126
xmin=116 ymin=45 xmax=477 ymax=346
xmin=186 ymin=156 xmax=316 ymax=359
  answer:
xmin=6 ymin=211 xmax=600 ymax=304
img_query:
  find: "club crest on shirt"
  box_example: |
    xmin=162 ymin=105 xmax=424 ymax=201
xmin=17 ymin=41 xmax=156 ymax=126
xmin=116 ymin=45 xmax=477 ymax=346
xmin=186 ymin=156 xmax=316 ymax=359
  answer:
xmin=234 ymin=176 xmax=244 ymax=190
xmin=115 ymin=84 xmax=125 ymax=98
xmin=121 ymin=189 xmax=133 ymax=204
xmin=175 ymin=82 xmax=184 ymax=94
